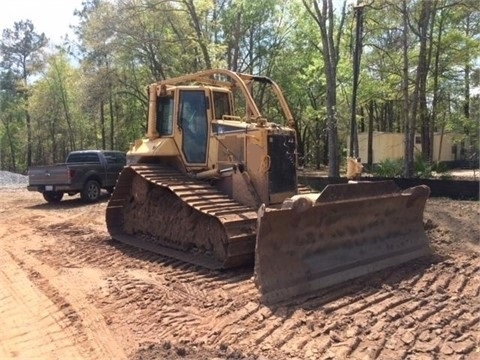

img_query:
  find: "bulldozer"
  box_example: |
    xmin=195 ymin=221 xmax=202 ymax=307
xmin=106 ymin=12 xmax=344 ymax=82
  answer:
xmin=106 ymin=69 xmax=431 ymax=303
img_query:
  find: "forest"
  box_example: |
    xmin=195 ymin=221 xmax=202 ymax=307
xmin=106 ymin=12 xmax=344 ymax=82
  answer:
xmin=0 ymin=0 xmax=479 ymax=177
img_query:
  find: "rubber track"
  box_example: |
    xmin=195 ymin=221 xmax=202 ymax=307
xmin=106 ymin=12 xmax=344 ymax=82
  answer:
xmin=106 ymin=164 xmax=259 ymax=269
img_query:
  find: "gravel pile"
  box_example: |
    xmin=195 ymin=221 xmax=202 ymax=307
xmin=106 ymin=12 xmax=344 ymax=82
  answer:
xmin=0 ymin=170 xmax=29 ymax=188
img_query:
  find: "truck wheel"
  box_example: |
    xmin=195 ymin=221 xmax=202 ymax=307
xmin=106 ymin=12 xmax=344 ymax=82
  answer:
xmin=81 ymin=180 xmax=101 ymax=203
xmin=43 ymin=191 xmax=64 ymax=203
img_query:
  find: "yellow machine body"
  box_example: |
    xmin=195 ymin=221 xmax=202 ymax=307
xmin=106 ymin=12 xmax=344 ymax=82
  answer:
xmin=106 ymin=69 xmax=431 ymax=303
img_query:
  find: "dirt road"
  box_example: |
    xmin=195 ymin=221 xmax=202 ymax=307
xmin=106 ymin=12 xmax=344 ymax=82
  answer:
xmin=0 ymin=188 xmax=478 ymax=359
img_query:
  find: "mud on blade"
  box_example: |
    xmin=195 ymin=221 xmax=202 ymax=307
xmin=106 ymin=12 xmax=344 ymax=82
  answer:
xmin=254 ymin=181 xmax=431 ymax=304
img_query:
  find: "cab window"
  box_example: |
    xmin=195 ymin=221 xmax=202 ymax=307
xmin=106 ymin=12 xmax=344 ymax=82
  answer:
xmin=179 ymin=90 xmax=208 ymax=163
xmin=156 ymin=96 xmax=174 ymax=135
xmin=213 ymin=91 xmax=231 ymax=120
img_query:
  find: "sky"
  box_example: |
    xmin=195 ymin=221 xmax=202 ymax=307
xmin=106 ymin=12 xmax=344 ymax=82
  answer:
xmin=0 ymin=0 xmax=84 ymax=46
xmin=0 ymin=0 xmax=355 ymax=47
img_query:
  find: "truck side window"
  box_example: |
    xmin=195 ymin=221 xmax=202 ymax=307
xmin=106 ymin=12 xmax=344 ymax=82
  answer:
xmin=104 ymin=153 xmax=116 ymax=164
xmin=103 ymin=152 xmax=126 ymax=165
xmin=85 ymin=153 xmax=101 ymax=163
xmin=179 ymin=90 xmax=208 ymax=163
xmin=116 ymin=153 xmax=126 ymax=164
xmin=157 ymin=96 xmax=174 ymax=135
xmin=213 ymin=91 xmax=231 ymax=120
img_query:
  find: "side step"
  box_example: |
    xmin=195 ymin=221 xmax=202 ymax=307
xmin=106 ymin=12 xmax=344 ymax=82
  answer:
xmin=254 ymin=181 xmax=431 ymax=304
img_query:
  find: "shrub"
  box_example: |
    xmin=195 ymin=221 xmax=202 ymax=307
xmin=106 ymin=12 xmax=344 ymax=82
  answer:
xmin=373 ymin=158 xmax=403 ymax=177
xmin=413 ymin=154 xmax=433 ymax=178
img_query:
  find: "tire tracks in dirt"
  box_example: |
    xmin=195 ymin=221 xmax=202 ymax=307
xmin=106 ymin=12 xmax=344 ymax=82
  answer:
xmin=33 ymin=200 xmax=480 ymax=359
xmin=0 ymin=221 xmax=127 ymax=359
xmin=1 ymin=190 xmax=479 ymax=359
xmin=0 ymin=249 xmax=85 ymax=359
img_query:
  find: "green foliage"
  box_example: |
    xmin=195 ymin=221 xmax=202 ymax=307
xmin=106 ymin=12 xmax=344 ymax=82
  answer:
xmin=413 ymin=154 xmax=434 ymax=179
xmin=0 ymin=19 xmax=48 ymax=171
xmin=0 ymin=20 xmax=47 ymax=80
xmin=373 ymin=158 xmax=404 ymax=178
xmin=373 ymin=155 xmax=444 ymax=179
xmin=0 ymin=0 xmax=479 ymax=176
xmin=431 ymin=161 xmax=453 ymax=179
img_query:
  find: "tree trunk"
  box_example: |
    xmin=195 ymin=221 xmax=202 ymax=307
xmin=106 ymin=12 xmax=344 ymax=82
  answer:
xmin=25 ymin=107 xmax=32 ymax=168
xmin=303 ymin=0 xmax=346 ymax=177
xmin=405 ymin=0 xmax=433 ymax=175
xmin=109 ymin=86 xmax=114 ymax=150
xmin=100 ymin=100 xmax=106 ymax=150
xmin=420 ymin=1 xmax=436 ymax=162
xmin=464 ymin=15 xmax=471 ymax=122
xmin=402 ymin=0 xmax=414 ymax=177
xmin=4 ymin=115 xmax=17 ymax=172
xmin=431 ymin=7 xmax=448 ymax=163
xmin=349 ymin=3 xmax=364 ymax=158
xmin=184 ymin=0 xmax=211 ymax=69
xmin=367 ymin=100 xmax=374 ymax=170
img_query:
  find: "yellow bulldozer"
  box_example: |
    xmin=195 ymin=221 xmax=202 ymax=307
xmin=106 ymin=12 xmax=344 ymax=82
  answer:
xmin=106 ymin=69 xmax=431 ymax=303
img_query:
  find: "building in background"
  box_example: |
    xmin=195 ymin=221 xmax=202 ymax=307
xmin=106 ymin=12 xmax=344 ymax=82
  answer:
xmin=349 ymin=132 xmax=476 ymax=168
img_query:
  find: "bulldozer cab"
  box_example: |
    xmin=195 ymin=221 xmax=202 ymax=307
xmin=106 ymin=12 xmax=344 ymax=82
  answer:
xmin=137 ymin=70 xmax=299 ymax=206
xmin=151 ymin=84 xmax=238 ymax=167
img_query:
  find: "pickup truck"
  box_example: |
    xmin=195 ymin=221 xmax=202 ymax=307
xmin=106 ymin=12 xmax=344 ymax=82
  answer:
xmin=27 ymin=150 xmax=126 ymax=203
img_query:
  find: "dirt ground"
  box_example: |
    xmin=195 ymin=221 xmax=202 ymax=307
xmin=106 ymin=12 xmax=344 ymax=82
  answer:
xmin=0 ymin=187 xmax=478 ymax=360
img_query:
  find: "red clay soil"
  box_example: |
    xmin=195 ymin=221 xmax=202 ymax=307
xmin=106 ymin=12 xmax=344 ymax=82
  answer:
xmin=0 ymin=188 xmax=478 ymax=359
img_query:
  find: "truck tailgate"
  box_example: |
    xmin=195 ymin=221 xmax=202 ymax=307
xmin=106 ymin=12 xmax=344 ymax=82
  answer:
xmin=28 ymin=164 xmax=72 ymax=186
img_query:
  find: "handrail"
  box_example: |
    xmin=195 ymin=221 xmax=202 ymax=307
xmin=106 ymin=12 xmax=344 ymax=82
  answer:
xmin=150 ymin=69 xmax=295 ymax=127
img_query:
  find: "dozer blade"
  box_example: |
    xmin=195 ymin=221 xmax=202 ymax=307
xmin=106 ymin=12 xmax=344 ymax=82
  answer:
xmin=254 ymin=181 xmax=431 ymax=304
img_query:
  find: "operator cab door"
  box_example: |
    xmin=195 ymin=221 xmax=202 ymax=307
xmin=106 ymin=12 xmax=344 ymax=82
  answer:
xmin=178 ymin=90 xmax=209 ymax=164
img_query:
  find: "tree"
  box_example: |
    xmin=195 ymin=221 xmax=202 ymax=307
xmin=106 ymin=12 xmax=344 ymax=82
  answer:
xmin=2 ymin=0 xmax=475 ymax=176
xmin=0 ymin=20 xmax=47 ymax=167
xmin=0 ymin=70 xmax=24 ymax=171
xmin=74 ymin=0 xmax=118 ymax=150
xmin=302 ymin=0 xmax=347 ymax=177
xmin=404 ymin=0 xmax=434 ymax=176
xmin=29 ymin=52 xmax=85 ymax=163
xmin=349 ymin=3 xmax=365 ymax=158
